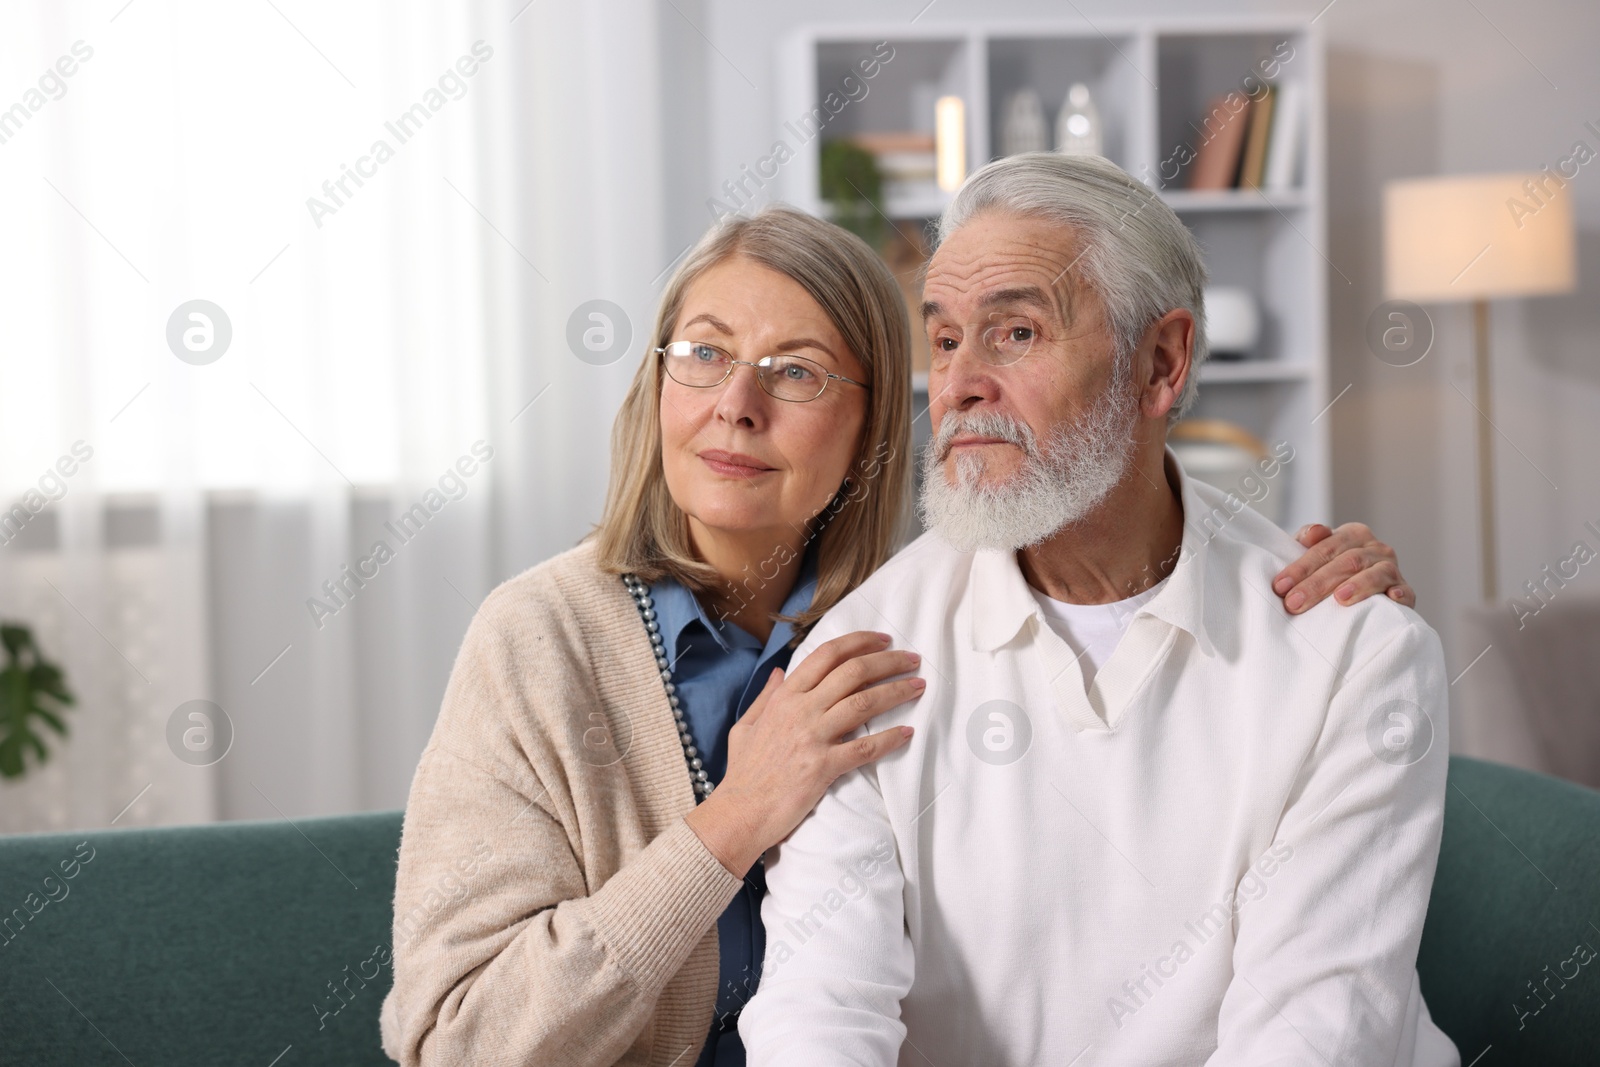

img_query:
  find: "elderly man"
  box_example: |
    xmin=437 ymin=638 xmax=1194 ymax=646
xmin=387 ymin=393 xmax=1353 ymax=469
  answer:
xmin=738 ymin=153 xmax=1457 ymax=1066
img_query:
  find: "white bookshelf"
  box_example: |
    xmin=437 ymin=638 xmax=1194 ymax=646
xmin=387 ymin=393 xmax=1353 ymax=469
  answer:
xmin=779 ymin=18 xmax=1331 ymax=535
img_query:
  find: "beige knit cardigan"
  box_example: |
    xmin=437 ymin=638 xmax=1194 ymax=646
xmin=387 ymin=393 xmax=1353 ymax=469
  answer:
xmin=379 ymin=539 xmax=744 ymax=1066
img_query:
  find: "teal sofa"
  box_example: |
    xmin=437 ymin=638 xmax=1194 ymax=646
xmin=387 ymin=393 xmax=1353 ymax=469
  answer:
xmin=2 ymin=756 xmax=1597 ymax=1065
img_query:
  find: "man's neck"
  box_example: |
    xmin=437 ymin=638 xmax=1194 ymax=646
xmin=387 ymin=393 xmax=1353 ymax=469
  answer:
xmin=1018 ymin=445 xmax=1184 ymax=606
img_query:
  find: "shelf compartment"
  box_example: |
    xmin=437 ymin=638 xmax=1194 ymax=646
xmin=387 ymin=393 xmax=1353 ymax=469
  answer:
xmin=1180 ymin=210 xmax=1320 ymax=366
xmin=985 ymin=35 xmax=1142 ymax=171
xmin=1154 ymin=30 xmax=1308 ymax=194
xmin=1179 ymin=377 xmax=1326 ymax=531
xmin=813 ymin=37 xmax=968 ymax=154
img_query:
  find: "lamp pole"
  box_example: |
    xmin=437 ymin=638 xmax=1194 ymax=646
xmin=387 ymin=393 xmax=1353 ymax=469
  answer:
xmin=1473 ymin=297 xmax=1497 ymax=601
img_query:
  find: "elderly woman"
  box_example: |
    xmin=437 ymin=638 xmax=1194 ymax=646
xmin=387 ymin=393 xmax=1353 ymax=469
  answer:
xmin=379 ymin=205 xmax=1414 ymax=1067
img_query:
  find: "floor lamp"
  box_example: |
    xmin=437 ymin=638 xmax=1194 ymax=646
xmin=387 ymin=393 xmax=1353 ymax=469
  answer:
xmin=1383 ymin=173 xmax=1576 ymax=601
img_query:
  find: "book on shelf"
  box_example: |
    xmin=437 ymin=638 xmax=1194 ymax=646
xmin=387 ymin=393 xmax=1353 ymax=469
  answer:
xmin=875 ymin=150 xmax=937 ymax=181
xmin=1263 ymin=81 xmax=1304 ymax=192
xmin=850 ymin=131 xmax=936 ymax=156
xmin=1238 ymin=84 xmax=1276 ymax=190
xmin=848 ymin=131 xmax=939 ymax=207
xmin=1186 ymin=94 xmax=1252 ymax=191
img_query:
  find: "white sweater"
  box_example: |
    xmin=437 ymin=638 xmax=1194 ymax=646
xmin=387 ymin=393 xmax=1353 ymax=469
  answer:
xmin=740 ymin=457 xmax=1459 ymax=1067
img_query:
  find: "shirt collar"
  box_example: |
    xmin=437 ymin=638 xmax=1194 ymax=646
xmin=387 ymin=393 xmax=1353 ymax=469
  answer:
xmin=969 ymin=447 xmax=1216 ymax=657
xmin=650 ymin=540 xmax=821 ymax=662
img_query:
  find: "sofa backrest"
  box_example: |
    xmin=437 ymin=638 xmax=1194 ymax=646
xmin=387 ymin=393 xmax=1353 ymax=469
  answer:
xmin=0 ymin=808 xmax=403 ymax=1065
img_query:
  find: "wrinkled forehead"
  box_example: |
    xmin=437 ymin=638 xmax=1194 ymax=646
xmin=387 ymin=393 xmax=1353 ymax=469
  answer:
xmin=923 ymin=213 xmax=1088 ymax=323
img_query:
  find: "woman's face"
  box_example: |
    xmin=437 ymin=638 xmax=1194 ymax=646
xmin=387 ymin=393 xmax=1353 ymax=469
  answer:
xmin=659 ymin=254 xmax=870 ymax=556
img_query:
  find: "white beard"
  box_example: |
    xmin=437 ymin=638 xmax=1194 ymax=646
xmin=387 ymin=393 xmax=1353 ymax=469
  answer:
xmin=917 ymin=368 xmax=1141 ymax=552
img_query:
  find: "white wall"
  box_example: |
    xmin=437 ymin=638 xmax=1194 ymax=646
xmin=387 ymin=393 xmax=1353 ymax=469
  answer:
xmin=669 ymin=0 xmax=1600 ymax=675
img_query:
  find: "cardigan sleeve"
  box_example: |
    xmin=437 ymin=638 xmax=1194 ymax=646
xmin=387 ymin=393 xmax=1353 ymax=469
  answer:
xmin=379 ymin=577 xmax=743 ymax=1067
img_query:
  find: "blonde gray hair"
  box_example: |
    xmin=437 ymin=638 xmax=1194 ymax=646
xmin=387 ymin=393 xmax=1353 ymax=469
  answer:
xmin=592 ymin=205 xmax=912 ymax=641
xmin=938 ymin=152 xmax=1209 ymax=419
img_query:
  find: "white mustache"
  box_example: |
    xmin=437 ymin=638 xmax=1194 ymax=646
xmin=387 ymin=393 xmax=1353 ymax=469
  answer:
xmin=933 ymin=409 xmax=1036 ymax=462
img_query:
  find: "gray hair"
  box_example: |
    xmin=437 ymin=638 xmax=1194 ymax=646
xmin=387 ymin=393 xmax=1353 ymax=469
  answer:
xmin=936 ymin=152 xmax=1209 ymax=420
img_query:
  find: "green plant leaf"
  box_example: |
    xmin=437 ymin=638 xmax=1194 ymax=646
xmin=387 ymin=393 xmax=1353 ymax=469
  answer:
xmin=0 ymin=621 xmax=75 ymax=780
xmin=1 ymin=624 xmax=30 ymax=661
xmin=32 ymin=705 xmax=68 ymax=736
xmin=29 ymin=662 xmax=74 ymax=705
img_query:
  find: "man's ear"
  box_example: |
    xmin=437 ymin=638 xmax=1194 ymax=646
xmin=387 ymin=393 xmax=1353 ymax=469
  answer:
xmin=1138 ymin=308 xmax=1195 ymax=421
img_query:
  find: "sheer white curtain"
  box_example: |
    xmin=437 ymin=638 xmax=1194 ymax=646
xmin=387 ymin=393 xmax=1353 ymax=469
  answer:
xmin=0 ymin=0 xmax=665 ymax=830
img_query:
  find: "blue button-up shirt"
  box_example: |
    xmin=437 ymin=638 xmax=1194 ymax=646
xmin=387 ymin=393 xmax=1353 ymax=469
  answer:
xmin=648 ymin=548 xmax=819 ymax=1067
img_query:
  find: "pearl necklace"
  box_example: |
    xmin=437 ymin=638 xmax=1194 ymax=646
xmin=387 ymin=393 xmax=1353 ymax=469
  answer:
xmin=621 ymin=573 xmax=714 ymax=799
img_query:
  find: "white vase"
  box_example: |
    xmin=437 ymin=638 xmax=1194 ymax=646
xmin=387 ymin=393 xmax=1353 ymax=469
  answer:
xmin=1001 ymin=90 xmax=1047 ymax=156
xmin=1055 ymin=83 xmax=1102 ymax=157
xmin=1204 ymin=286 xmax=1261 ymax=359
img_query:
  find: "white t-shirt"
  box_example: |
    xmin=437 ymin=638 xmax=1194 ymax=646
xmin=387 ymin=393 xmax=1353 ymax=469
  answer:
xmin=1027 ymin=576 xmax=1168 ymax=687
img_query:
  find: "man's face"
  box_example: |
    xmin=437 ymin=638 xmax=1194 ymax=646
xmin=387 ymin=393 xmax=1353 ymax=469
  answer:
xmin=918 ymin=211 xmax=1141 ymax=549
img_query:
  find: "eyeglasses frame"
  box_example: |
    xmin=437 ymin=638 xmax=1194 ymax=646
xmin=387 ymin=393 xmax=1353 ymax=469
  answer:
xmin=654 ymin=340 xmax=870 ymax=403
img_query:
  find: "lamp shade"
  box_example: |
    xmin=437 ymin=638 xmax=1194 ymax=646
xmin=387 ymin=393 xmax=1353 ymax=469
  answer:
xmin=1384 ymin=173 xmax=1576 ymax=303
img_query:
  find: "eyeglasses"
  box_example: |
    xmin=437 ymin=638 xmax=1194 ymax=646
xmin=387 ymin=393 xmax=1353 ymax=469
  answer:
xmin=928 ymin=317 xmax=1039 ymax=371
xmin=656 ymin=340 xmax=869 ymax=403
